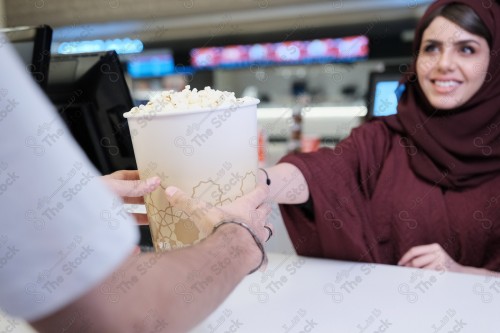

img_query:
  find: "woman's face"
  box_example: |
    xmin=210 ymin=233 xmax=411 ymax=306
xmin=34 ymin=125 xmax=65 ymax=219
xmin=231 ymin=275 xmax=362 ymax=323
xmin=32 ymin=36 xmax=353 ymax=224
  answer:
xmin=416 ymin=16 xmax=490 ymax=110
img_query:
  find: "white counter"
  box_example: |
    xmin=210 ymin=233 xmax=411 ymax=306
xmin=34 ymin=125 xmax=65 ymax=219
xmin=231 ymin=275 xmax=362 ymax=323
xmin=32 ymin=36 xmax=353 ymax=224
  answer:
xmin=190 ymin=253 xmax=500 ymax=333
xmin=4 ymin=252 xmax=499 ymax=332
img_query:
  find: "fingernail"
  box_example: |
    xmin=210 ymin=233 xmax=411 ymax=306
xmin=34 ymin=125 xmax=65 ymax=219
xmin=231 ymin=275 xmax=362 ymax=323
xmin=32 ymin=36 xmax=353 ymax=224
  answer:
xmin=165 ymin=187 xmax=177 ymax=197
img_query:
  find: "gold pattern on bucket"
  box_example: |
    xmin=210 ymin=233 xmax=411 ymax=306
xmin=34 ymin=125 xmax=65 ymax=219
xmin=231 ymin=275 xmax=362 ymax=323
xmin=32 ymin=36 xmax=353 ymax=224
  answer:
xmin=145 ymin=171 xmax=256 ymax=251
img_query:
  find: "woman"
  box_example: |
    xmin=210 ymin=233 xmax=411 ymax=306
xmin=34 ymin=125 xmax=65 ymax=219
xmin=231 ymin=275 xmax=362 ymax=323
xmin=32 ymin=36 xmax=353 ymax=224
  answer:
xmin=261 ymin=0 xmax=500 ymax=275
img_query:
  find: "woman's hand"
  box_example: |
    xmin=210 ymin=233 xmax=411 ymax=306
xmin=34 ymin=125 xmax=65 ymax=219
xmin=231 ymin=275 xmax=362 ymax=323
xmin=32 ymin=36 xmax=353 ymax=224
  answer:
xmin=398 ymin=243 xmax=463 ymax=273
xmin=165 ymin=184 xmax=273 ymax=244
xmin=102 ymin=170 xmax=161 ymax=225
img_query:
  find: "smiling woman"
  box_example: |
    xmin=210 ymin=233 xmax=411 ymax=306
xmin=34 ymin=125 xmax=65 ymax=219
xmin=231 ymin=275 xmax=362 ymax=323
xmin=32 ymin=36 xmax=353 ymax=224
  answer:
xmin=388 ymin=0 xmax=500 ymax=189
xmin=416 ymin=5 xmax=491 ymax=110
xmin=261 ymin=0 xmax=500 ymax=277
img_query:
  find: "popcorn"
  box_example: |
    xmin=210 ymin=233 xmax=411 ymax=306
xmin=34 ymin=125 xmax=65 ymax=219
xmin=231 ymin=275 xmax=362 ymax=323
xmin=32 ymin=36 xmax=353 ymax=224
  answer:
xmin=124 ymin=86 xmax=255 ymax=116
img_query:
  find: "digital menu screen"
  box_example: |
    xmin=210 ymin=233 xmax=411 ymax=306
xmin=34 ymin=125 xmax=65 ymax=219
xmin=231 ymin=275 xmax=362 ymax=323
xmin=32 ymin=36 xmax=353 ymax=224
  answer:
xmin=126 ymin=50 xmax=175 ymax=78
xmin=190 ymin=35 xmax=369 ymax=69
xmin=372 ymin=81 xmax=399 ymax=117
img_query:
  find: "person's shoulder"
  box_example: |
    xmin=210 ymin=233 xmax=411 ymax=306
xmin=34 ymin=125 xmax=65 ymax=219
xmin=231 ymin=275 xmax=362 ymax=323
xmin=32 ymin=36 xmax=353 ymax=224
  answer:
xmin=359 ymin=117 xmax=393 ymax=131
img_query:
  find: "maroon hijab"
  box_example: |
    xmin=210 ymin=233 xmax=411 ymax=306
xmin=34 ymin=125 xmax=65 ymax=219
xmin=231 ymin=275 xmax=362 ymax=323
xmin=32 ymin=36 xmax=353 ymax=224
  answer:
xmin=383 ymin=0 xmax=500 ymax=189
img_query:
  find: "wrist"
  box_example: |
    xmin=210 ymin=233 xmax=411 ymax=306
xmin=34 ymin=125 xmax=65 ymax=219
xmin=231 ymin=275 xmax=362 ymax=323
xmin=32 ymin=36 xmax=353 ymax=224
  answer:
xmin=212 ymin=221 xmax=266 ymax=274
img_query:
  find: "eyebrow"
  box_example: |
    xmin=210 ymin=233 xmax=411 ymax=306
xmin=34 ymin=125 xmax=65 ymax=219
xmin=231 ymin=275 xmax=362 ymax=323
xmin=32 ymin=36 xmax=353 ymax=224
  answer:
xmin=422 ymin=38 xmax=482 ymax=46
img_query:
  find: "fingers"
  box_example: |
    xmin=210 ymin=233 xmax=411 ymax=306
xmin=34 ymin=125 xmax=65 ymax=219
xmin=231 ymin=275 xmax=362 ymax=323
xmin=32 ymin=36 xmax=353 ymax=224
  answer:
xmin=165 ymin=185 xmax=274 ymax=243
xmin=104 ymin=176 xmax=161 ymax=198
xmin=165 ymin=186 xmax=224 ymax=236
xmin=397 ymin=243 xmax=461 ymax=273
xmin=235 ymin=184 xmax=270 ymax=208
xmin=105 ymin=170 xmax=141 ymax=181
xmin=220 ymin=183 xmax=270 ymax=222
xmin=165 ymin=186 xmax=198 ymax=212
xmin=247 ymin=201 xmax=271 ymax=223
xmin=398 ymin=243 xmax=440 ymax=266
xmin=246 ymin=202 xmax=273 ymax=243
xmin=402 ymin=253 xmax=437 ymax=268
xmin=165 ymin=186 xmax=221 ymax=221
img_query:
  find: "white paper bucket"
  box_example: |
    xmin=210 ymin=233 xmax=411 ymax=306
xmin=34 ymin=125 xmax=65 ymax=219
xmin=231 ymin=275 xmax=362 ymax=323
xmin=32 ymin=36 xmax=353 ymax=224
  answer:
xmin=125 ymin=98 xmax=260 ymax=251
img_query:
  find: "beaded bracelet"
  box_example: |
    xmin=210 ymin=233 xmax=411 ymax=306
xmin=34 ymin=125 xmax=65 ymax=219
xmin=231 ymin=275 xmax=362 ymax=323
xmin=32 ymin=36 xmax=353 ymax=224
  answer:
xmin=259 ymin=168 xmax=271 ymax=185
xmin=212 ymin=220 xmax=267 ymax=274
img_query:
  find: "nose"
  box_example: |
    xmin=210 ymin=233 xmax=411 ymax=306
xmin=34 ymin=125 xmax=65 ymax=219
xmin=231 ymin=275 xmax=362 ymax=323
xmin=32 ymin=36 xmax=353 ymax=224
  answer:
xmin=437 ymin=49 xmax=455 ymax=72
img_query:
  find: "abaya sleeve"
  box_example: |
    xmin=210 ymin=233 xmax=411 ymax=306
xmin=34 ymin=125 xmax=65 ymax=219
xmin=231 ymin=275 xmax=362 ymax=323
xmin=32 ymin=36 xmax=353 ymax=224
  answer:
xmin=278 ymin=120 xmax=392 ymax=262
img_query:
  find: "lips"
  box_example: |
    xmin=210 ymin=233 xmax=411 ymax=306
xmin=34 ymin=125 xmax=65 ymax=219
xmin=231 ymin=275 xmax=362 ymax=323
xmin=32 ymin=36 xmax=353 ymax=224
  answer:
xmin=431 ymin=79 xmax=461 ymax=93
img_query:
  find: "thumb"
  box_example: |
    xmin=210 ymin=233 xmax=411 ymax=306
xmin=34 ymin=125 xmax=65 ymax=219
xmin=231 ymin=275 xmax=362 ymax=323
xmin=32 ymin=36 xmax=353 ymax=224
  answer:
xmin=165 ymin=186 xmax=187 ymax=206
xmin=165 ymin=186 xmax=206 ymax=217
xmin=232 ymin=183 xmax=270 ymax=208
xmin=165 ymin=186 xmax=219 ymax=233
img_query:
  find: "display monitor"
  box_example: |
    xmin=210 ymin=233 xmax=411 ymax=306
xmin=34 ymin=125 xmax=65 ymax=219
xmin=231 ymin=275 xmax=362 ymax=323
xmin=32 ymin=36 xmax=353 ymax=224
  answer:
xmin=45 ymin=51 xmax=137 ymax=174
xmin=0 ymin=25 xmax=52 ymax=89
xmin=124 ymin=49 xmax=175 ymax=78
xmin=366 ymin=69 xmax=403 ymax=118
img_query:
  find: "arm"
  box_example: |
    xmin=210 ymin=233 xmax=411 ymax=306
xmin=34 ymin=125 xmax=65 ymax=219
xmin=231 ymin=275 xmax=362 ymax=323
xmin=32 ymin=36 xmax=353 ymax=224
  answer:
xmin=259 ymin=162 xmax=309 ymax=204
xmin=31 ymin=225 xmax=261 ymax=333
xmin=259 ymin=122 xmax=393 ymax=206
xmin=31 ymin=184 xmax=271 ymax=333
xmin=398 ymin=243 xmax=498 ymax=276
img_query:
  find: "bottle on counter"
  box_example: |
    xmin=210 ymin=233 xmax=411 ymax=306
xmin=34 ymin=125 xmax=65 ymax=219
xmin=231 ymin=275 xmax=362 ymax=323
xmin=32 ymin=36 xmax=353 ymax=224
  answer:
xmin=288 ymin=104 xmax=303 ymax=154
xmin=288 ymin=81 xmax=310 ymax=154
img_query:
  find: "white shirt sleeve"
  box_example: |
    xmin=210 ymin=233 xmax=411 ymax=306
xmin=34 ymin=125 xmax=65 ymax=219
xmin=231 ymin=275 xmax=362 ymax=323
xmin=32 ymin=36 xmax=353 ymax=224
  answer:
xmin=0 ymin=36 xmax=139 ymax=321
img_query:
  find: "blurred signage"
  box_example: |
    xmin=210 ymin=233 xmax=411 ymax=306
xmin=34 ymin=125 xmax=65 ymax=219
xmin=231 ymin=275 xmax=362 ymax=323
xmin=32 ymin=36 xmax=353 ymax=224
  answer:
xmin=191 ymin=35 xmax=368 ymax=69
xmin=56 ymin=38 xmax=144 ymax=55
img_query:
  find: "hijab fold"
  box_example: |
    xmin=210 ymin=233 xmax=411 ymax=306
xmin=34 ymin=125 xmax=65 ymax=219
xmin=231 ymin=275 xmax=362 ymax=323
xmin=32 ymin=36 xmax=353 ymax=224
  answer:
xmin=383 ymin=0 xmax=500 ymax=189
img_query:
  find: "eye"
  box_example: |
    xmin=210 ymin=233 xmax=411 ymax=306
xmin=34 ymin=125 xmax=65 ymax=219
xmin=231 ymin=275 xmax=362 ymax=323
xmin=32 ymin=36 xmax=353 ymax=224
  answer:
xmin=460 ymin=45 xmax=475 ymax=54
xmin=422 ymin=43 xmax=438 ymax=53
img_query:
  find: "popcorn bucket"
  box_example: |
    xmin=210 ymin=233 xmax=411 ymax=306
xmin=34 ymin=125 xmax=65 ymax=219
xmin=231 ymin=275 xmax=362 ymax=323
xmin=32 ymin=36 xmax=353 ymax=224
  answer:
xmin=125 ymin=97 xmax=260 ymax=251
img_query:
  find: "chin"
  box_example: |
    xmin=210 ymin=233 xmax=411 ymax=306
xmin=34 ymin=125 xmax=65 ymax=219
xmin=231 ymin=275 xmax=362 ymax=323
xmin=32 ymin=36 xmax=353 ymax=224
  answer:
xmin=429 ymin=103 xmax=457 ymax=110
xmin=427 ymin=96 xmax=466 ymax=110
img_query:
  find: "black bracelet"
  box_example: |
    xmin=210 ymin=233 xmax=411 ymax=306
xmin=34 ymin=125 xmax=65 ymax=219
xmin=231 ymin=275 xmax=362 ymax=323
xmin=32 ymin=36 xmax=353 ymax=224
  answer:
xmin=212 ymin=220 xmax=267 ymax=274
xmin=259 ymin=168 xmax=271 ymax=186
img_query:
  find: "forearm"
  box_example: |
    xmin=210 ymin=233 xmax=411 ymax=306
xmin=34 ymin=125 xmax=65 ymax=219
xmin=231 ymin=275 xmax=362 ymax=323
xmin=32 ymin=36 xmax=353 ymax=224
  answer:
xmin=259 ymin=163 xmax=309 ymax=204
xmin=31 ymin=224 xmax=261 ymax=333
